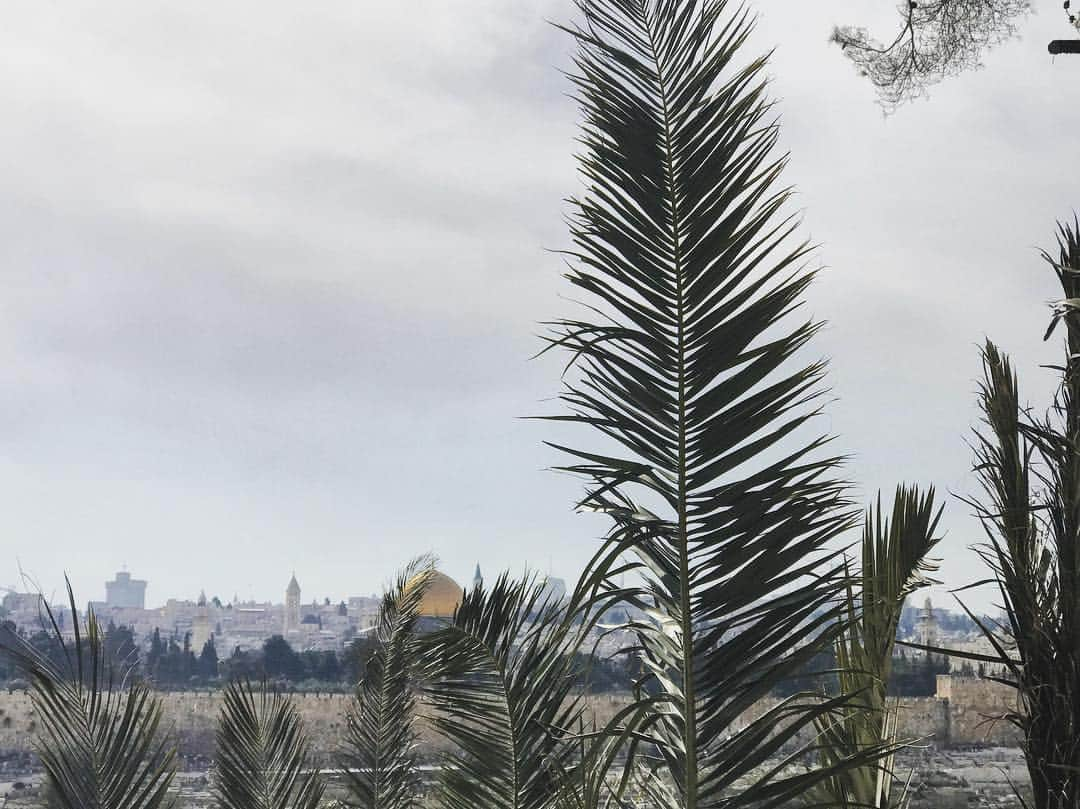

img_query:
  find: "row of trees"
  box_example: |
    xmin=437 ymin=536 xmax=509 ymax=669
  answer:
xmin=0 ymin=622 xmax=643 ymax=694
xmin=3 ymin=612 xmax=960 ymax=698
xmin=0 ymin=623 xmax=374 ymax=688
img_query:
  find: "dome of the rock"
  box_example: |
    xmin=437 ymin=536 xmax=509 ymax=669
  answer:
xmin=408 ymin=569 xmax=464 ymax=618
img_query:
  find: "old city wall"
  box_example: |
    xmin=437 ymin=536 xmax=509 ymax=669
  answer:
xmin=937 ymin=673 xmax=1022 ymax=746
xmin=0 ymin=676 xmax=1022 ymax=764
xmin=0 ymin=690 xmax=360 ymax=764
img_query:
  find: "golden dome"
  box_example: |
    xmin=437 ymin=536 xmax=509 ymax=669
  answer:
xmin=409 ymin=569 xmax=464 ymax=618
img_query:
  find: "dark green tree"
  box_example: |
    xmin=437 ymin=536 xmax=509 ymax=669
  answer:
xmin=263 ymin=636 xmax=303 ymax=681
xmin=318 ymin=651 xmax=341 ymax=682
xmin=198 ymin=637 xmax=219 ymax=680
xmin=147 ymin=627 xmax=164 ymax=672
xmin=104 ymin=622 xmax=139 ymax=674
xmin=342 ymin=637 xmax=371 ymax=684
xmin=224 ymin=646 xmax=264 ymax=682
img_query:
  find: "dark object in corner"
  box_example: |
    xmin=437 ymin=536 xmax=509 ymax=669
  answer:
xmin=1049 ymin=39 xmax=1080 ymax=53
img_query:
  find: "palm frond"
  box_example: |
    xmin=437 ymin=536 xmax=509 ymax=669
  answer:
xmin=213 ymin=680 xmax=323 ymax=809
xmin=340 ymin=558 xmax=435 ymax=809
xmin=806 ymin=485 xmax=943 ymax=809
xmin=965 ymin=217 xmax=1080 ymax=809
xmin=0 ymin=579 xmax=176 ymax=809
xmin=416 ymin=572 xmax=618 ymax=809
xmin=547 ymin=0 xmax=869 ymax=806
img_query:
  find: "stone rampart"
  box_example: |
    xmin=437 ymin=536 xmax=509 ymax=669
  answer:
xmin=938 ymin=674 xmax=1021 ymax=746
xmin=0 ymin=675 xmax=1024 ymax=766
xmin=0 ymin=689 xmax=358 ymax=765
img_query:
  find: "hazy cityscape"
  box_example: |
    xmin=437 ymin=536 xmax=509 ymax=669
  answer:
xmin=0 ymin=566 xmax=998 ymax=682
xmin=0 ymin=569 xmax=1033 ymax=807
xmin=1 ymin=565 xmax=570 ymax=669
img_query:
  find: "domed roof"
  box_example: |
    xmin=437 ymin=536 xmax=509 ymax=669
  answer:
xmin=410 ymin=569 xmax=463 ymax=618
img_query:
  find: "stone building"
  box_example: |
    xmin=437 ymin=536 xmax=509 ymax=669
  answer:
xmin=191 ymin=590 xmax=212 ymax=653
xmin=284 ymin=573 xmax=301 ymax=636
xmin=915 ymin=595 xmax=937 ymax=657
xmin=105 ymin=570 xmax=147 ymax=609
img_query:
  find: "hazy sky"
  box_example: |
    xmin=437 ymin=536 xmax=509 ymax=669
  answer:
xmin=0 ymin=1 xmax=1074 ymax=613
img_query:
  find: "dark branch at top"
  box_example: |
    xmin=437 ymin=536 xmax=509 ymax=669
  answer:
xmin=833 ymin=0 xmax=1031 ymax=110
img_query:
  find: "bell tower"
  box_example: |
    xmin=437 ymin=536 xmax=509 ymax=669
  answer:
xmin=284 ymin=573 xmax=301 ymax=635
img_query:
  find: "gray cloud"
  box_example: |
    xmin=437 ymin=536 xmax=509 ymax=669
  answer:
xmin=0 ymin=0 xmax=1071 ymax=611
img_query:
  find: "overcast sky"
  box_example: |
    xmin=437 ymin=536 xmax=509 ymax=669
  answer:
xmin=0 ymin=1 xmax=1074 ymax=613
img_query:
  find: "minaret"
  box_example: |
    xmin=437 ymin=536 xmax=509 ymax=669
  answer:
xmin=192 ymin=590 xmax=211 ymax=652
xmin=284 ymin=573 xmax=301 ymax=635
xmin=472 ymin=564 xmax=483 ymax=591
xmin=916 ymin=596 xmax=937 ymax=657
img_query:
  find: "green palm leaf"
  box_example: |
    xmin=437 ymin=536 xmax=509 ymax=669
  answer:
xmin=960 ymin=218 xmax=1080 ymax=809
xmin=213 ymin=680 xmax=323 ymax=809
xmin=0 ymin=580 xmax=176 ymax=809
xmin=416 ymin=572 xmax=618 ymax=809
xmin=341 ymin=558 xmax=435 ymax=809
xmin=807 ymin=485 xmax=942 ymax=809
xmin=547 ymin=1 xmax=875 ymax=805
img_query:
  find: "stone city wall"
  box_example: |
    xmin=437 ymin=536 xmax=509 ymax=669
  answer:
xmin=0 ymin=675 xmax=1023 ymax=767
xmin=938 ymin=673 xmax=1022 ymax=746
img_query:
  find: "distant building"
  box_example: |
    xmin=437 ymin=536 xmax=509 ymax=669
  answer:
xmin=284 ymin=573 xmax=301 ymax=635
xmin=406 ymin=569 xmax=464 ymax=633
xmin=2 ymin=591 xmax=48 ymax=628
xmin=472 ymin=564 xmax=483 ymax=591
xmin=191 ymin=590 xmax=212 ymax=652
xmin=540 ymin=575 xmax=567 ymax=605
xmin=916 ymin=596 xmax=937 ymax=657
xmin=106 ymin=570 xmax=147 ymax=609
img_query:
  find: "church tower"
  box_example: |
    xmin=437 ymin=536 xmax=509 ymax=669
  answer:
xmin=472 ymin=564 xmax=483 ymax=591
xmin=284 ymin=573 xmax=301 ymax=635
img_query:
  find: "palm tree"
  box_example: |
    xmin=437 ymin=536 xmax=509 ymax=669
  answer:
xmin=961 ymin=219 xmax=1080 ymax=809
xmin=214 ymin=680 xmax=323 ymax=809
xmin=340 ymin=559 xmax=435 ymax=809
xmin=415 ymin=571 xmax=619 ymax=809
xmin=542 ymin=0 xmax=886 ymax=805
xmin=806 ymin=485 xmax=943 ymax=809
xmin=0 ymin=581 xmax=176 ymax=809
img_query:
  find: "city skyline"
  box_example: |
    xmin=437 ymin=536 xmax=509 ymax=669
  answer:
xmin=3 ymin=563 xmax=498 ymax=611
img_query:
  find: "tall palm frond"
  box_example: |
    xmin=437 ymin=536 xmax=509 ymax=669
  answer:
xmin=341 ymin=558 xmax=435 ymax=809
xmin=0 ymin=580 xmax=176 ymax=809
xmin=962 ymin=217 xmax=1080 ymax=809
xmin=213 ymin=680 xmax=323 ymax=809
xmin=416 ymin=571 xmax=623 ymax=809
xmin=546 ymin=1 xmax=877 ymax=806
xmin=806 ymin=485 xmax=943 ymax=809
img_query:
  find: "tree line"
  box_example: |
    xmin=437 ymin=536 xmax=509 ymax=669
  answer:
xmin=0 ymin=620 xmax=642 ymax=694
